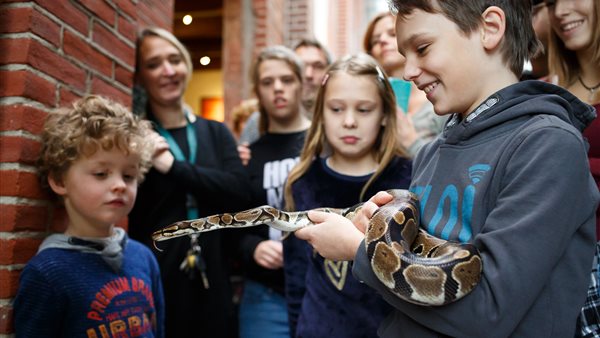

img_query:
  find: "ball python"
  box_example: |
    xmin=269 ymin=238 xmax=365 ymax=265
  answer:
xmin=152 ymin=189 xmax=482 ymax=306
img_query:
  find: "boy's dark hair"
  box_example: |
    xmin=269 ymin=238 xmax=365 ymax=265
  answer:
xmin=388 ymin=0 xmax=540 ymax=77
xmin=293 ymin=38 xmax=333 ymax=65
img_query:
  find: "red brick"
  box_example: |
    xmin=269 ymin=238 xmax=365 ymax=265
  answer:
xmin=0 ymin=170 xmax=45 ymax=199
xmin=63 ymin=30 xmax=113 ymax=78
xmin=0 ymin=8 xmax=60 ymax=47
xmin=0 ymin=136 xmax=41 ymax=164
xmin=0 ymin=105 xmax=48 ymax=135
xmin=0 ymin=204 xmax=48 ymax=232
xmin=58 ymin=86 xmax=82 ymax=107
xmin=29 ymin=41 xmax=88 ymax=90
xmin=0 ymin=238 xmax=42 ymax=265
xmin=136 ymin=2 xmax=171 ymax=29
xmin=0 ymin=269 xmax=21 ymax=298
xmin=0 ymin=304 xmax=14 ymax=334
xmin=34 ymin=0 xmax=88 ymax=35
xmin=30 ymin=8 xmax=61 ymax=47
xmin=115 ymin=64 xmax=133 ymax=88
xmin=117 ymin=13 xmax=137 ymax=43
xmin=93 ymin=21 xmax=135 ymax=66
xmin=115 ymin=0 xmax=137 ymax=22
xmin=91 ymin=76 xmax=130 ymax=107
xmin=0 ymin=70 xmax=56 ymax=107
xmin=0 ymin=7 xmax=32 ymax=33
xmin=79 ymin=0 xmax=116 ymax=26
xmin=0 ymin=37 xmax=28 ymax=65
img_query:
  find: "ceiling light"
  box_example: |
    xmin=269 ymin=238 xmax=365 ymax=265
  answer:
xmin=183 ymin=15 xmax=193 ymax=25
xmin=200 ymin=56 xmax=211 ymax=66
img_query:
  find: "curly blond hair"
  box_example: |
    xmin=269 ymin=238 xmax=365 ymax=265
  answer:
xmin=38 ymin=95 xmax=154 ymax=195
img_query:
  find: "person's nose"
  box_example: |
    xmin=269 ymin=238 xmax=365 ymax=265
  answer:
xmin=402 ymin=57 xmax=421 ymax=82
xmin=161 ymin=60 xmax=176 ymax=76
xmin=380 ymin=33 xmax=394 ymax=47
xmin=343 ymin=111 xmax=357 ymax=128
xmin=553 ymin=0 xmax=572 ymax=17
xmin=112 ymin=175 xmax=127 ymax=193
xmin=273 ymin=79 xmax=284 ymax=92
xmin=305 ymin=65 xmax=314 ymax=80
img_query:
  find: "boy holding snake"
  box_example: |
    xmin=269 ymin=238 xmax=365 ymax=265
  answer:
xmin=295 ymin=0 xmax=600 ymax=337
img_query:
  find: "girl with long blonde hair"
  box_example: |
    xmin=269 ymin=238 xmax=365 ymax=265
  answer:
xmin=283 ymin=54 xmax=412 ymax=338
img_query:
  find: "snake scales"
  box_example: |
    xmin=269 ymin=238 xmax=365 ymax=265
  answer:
xmin=152 ymin=189 xmax=482 ymax=306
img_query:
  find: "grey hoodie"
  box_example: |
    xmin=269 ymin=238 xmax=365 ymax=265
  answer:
xmin=353 ymin=80 xmax=600 ymax=338
xmin=38 ymin=227 xmax=127 ymax=272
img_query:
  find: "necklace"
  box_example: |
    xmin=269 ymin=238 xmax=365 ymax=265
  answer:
xmin=578 ymin=76 xmax=600 ymax=102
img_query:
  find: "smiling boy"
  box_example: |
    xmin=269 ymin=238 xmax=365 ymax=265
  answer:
xmin=295 ymin=0 xmax=599 ymax=337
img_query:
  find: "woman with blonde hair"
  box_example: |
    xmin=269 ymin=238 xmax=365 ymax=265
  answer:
xmin=363 ymin=12 xmax=446 ymax=157
xmin=129 ymin=27 xmax=251 ymax=338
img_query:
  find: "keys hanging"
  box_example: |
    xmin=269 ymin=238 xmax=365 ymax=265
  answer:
xmin=179 ymin=234 xmax=210 ymax=288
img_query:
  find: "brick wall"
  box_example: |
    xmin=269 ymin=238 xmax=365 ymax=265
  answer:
xmin=285 ymin=0 xmax=311 ymax=49
xmin=223 ymin=0 xmax=306 ymax=126
xmin=223 ymin=0 xmax=287 ymax=125
xmin=0 ymin=1 xmax=173 ymax=335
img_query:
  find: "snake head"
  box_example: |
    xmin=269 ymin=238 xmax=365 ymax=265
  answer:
xmin=151 ymin=221 xmax=189 ymax=242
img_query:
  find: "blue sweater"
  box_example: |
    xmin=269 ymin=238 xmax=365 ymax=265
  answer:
xmin=14 ymin=236 xmax=165 ymax=338
xmin=284 ymin=156 xmax=412 ymax=338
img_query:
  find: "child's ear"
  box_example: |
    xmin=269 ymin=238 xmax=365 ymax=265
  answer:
xmin=47 ymin=174 xmax=67 ymax=196
xmin=480 ymin=6 xmax=506 ymax=51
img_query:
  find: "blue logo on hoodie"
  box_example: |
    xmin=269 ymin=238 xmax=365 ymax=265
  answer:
xmin=411 ymin=163 xmax=490 ymax=243
xmin=468 ymin=164 xmax=491 ymax=184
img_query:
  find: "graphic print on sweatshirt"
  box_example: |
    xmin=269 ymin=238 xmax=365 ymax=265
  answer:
xmin=85 ymin=276 xmax=157 ymax=338
xmin=411 ymin=163 xmax=491 ymax=243
xmin=262 ymin=157 xmax=300 ymax=208
xmin=262 ymin=156 xmax=299 ymax=241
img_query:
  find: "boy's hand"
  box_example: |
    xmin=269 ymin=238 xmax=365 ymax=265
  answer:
xmin=353 ymin=191 xmax=394 ymax=233
xmin=295 ymin=211 xmax=364 ymax=261
xmin=294 ymin=191 xmax=395 ymax=261
xmin=253 ymin=240 xmax=283 ymax=269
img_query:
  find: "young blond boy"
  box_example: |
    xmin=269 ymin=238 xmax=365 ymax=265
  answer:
xmin=14 ymin=95 xmax=165 ymax=337
xmin=295 ymin=1 xmax=599 ymax=337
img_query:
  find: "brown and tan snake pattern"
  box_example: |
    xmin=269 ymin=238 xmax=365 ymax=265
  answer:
xmin=152 ymin=189 xmax=482 ymax=306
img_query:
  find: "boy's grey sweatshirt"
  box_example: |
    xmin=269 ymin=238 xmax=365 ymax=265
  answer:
xmin=353 ymin=80 xmax=600 ymax=338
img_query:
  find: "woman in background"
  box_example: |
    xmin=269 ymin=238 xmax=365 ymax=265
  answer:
xmin=546 ymin=0 xmax=600 ymax=335
xmin=130 ymin=27 xmax=250 ymax=338
xmin=363 ymin=12 xmax=446 ymax=157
